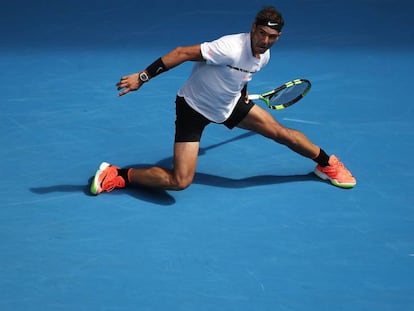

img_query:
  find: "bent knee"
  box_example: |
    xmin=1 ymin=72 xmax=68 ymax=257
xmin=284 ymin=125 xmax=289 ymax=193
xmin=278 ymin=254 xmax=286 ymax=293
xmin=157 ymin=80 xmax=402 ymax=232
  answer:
xmin=171 ymin=175 xmax=194 ymax=191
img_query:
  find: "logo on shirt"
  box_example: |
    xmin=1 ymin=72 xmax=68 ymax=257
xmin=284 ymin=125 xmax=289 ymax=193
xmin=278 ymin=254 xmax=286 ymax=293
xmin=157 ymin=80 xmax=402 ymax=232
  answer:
xmin=226 ymin=65 xmax=257 ymax=74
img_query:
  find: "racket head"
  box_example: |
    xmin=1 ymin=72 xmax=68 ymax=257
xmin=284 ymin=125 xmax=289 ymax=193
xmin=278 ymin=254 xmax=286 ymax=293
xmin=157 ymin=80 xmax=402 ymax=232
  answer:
xmin=262 ymin=79 xmax=311 ymax=110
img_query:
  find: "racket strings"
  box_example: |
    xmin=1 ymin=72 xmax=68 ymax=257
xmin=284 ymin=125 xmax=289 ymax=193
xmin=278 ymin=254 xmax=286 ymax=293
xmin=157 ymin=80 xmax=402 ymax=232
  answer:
xmin=269 ymin=85 xmax=306 ymax=105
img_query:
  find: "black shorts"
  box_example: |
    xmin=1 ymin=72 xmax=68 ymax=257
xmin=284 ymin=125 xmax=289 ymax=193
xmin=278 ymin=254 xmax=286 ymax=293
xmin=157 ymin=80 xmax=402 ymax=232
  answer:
xmin=175 ymin=95 xmax=254 ymax=142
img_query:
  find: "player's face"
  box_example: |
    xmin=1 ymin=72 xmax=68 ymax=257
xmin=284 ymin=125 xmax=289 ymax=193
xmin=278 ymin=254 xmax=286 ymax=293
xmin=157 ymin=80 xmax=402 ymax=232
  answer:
xmin=251 ymin=24 xmax=281 ymax=56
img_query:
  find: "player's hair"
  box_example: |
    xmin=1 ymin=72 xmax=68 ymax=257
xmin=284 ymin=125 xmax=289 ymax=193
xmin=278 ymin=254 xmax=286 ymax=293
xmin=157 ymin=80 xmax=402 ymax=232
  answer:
xmin=255 ymin=6 xmax=284 ymax=30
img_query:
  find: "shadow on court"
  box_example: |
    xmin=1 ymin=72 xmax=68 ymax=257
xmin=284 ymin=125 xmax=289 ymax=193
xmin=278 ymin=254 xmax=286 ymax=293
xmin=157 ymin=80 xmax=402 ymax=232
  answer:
xmin=30 ymin=172 xmax=319 ymax=206
xmin=30 ymin=178 xmax=177 ymax=206
xmin=30 ymin=131 xmax=323 ymax=205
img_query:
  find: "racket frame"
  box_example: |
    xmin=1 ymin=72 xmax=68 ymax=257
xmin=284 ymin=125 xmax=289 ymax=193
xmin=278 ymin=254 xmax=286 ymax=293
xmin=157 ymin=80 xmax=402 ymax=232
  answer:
xmin=248 ymin=78 xmax=311 ymax=110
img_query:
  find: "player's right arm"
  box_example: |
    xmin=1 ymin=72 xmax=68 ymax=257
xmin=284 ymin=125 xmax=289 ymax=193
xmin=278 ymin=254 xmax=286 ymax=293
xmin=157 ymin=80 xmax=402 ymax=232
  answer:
xmin=161 ymin=44 xmax=204 ymax=69
xmin=116 ymin=44 xmax=204 ymax=96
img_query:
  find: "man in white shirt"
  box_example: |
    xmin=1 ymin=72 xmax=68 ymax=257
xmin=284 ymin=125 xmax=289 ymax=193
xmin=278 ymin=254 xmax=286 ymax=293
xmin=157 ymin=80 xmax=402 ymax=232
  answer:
xmin=90 ymin=6 xmax=356 ymax=195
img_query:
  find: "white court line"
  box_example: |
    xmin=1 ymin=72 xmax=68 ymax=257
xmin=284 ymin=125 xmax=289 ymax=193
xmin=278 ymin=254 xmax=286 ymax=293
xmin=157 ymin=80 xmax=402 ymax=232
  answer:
xmin=3 ymin=193 xmax=80 ymax=207
xmin=282 ymin=118 xmax=321 ymax=125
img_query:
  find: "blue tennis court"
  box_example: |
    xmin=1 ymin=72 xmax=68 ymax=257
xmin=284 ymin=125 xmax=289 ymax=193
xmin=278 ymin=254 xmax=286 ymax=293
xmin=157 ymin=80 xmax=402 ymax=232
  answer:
xmin=1 ymin=0 xmax=413 ymax=310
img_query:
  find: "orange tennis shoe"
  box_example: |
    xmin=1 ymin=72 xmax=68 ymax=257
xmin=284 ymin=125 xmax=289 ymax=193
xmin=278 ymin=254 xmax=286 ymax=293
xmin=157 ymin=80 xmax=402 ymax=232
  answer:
xmin=90 ymin=162 xmax=126 ymax=195
xmin=314 ymin=155 xmax=356 ymax=188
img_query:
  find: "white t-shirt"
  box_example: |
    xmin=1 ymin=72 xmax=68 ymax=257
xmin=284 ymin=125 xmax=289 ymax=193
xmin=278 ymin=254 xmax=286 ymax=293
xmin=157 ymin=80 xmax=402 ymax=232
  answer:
xmin=177 ymin=33 xmax=270 ymax=123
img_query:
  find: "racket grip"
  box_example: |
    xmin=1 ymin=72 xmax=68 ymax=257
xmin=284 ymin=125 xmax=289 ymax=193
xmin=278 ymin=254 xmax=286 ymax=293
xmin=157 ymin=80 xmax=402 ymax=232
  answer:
xmin=247 ymin=94 xmax=260 ymax=100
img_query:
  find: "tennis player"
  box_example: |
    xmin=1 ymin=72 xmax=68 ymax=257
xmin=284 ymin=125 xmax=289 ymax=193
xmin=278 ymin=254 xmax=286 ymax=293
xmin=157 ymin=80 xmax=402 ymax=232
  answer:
xmin=90 ymin=6 xmax=356 ymax=195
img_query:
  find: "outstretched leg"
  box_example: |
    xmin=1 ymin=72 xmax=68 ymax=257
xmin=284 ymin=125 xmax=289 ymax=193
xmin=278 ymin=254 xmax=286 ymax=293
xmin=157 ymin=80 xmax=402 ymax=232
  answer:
xmin=237 ymin=104 xmax=356 ymax=188
xmin=238 ymin=104 xmax=320 ymax=158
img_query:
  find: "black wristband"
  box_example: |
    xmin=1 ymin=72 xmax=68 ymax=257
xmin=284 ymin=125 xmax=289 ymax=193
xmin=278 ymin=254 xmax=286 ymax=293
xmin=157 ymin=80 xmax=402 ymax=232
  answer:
xmin=145 ymin=57 xmax=169 ymax=79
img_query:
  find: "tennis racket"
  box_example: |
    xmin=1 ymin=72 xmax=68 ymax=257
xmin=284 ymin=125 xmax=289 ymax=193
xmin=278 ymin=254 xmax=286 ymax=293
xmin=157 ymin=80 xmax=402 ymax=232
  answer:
xmin=248 ymin=78 xmax=311 ymax=110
